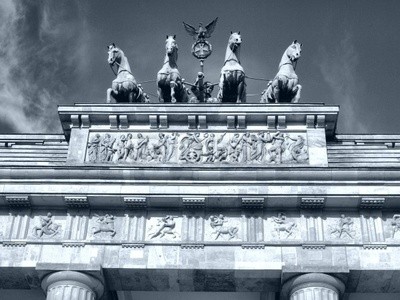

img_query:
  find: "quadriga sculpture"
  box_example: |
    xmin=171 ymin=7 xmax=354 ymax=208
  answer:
xmin=217 ymin=32 xmax=246 ymax=103
xmin=106 ymin=43 xmax=148 ymax=103
xmin=261 ymin=40 xmax=302 ymax=103
xmin=157 ymin=35 xmax=188 ymax=103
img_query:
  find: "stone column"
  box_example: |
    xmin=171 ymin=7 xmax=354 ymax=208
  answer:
xmin=41 ymin=271 xmax=104 ymax=300
xmin=281 ymin=273 xmax=345 ymax=300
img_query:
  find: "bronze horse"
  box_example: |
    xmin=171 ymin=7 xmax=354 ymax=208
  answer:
xmin=107 ymin=43 xmax=147 ymax=103
xmin=261 ymin=40 xmax=302 ymax=103
xmin=157 ymin=35 xmax=188 ymax=103
xmin=217 ymin=32 xmax=246 ymax=103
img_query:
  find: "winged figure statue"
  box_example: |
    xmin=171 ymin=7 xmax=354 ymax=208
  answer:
xmin=183 ymin=17 xmax=218 ymax=41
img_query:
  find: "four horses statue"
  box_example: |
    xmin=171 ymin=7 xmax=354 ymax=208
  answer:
xmin=261 ymin=40 xmax=302 ymax=103
xmin=107 ymin=43 xmax=148 ymax=103
xmin=157 ymin=35 xmax=188 ymax=103
xmin=105 ymin=35 xmax=304 ymax=104
xmin=217 ymin=32 xmax=246 ymax=103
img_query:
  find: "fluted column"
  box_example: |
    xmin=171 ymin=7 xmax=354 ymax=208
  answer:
xmin=41 ymin=271 xmax=104 ymax=300
xmin=281 ymin=273 xmax=345 ymax=300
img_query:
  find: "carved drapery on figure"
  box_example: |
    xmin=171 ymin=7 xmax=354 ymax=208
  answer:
xmin=86 ymin=131 xmax=308 ymax=165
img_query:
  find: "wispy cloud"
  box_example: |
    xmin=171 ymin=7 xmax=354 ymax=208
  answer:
xmin=318 ymin=32 xmax=365 ymax=133
xmin=0 ymin=0 xmax=88 ymax=133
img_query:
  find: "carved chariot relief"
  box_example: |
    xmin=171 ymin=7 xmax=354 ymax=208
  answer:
xmin=146 ymin=215 xmax=180 ymax=241
xmin=86 ymin=131 xmax=308 ymax=165
xmin=32 ymin=213 xmax=61 ymax=238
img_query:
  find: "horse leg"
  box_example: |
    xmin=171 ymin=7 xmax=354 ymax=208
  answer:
xmin=107 ymin=88 xmax=113 ymax=103
xmin=273 ymin=80 xmax=281 ymax=103
xmin=217 ymin=74 xmax=225 ymax=102
xmin=170 ymin=81 xmax=177 ymax=103
xmin=292 ymin=84 xmax=302 ymax=103
xmin=237 ymin=79 xmax=246 ymax=103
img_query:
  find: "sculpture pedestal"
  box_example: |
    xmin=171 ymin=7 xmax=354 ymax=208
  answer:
xmin=281 ymin=273 xmax=345 ymax=300
xmin=41 ymin=271 xmax=104 ymax=300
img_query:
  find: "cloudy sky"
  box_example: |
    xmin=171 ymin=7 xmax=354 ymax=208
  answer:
xmin=0 ymin=0 xmax=399 ymax=134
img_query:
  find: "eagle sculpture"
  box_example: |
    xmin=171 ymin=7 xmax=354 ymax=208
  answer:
xmin=183 ymin=17 xmax=218 ymax=41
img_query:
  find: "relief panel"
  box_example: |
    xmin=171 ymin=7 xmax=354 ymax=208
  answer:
xmin=264 ymin=212 xmax=301 ymax=241
xmin=204 ymin=213 xmax=242 ymax=242
xmin=85 ymin=131 xmax=309 ymax=166
xmin=324 ymin=213 xmax=362 ymax=243
xmin=145 ymin=213 xmax=182 ymax=242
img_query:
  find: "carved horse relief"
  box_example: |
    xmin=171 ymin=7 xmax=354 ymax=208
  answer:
xmin=157 ymin=35 xmax=188 ymax=103
xmin=107 ymin=44 xmax=148 ymax=103
xmin=261 ymin=40 xmax=302 ymax=103
xmin=218 ymin=32 xmax=246 ymax=103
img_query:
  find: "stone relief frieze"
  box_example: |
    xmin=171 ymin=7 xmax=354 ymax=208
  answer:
xmin=86 ymin=131 xmax=308 ymax=165
xmin=146 ymin=215 xmax=180 ymax=241
xmin=1 ymin=211 xmax=397 ymax=245
xmin=148 ymin=216 xmax=178 ymax=239
xmin=92 ymin=214 xmax=116 ymax=237
xmin=391 ymin=214 xmax=400 ymax=238
xmin=329 ymin=214 xmax=355 ymax=239
xmin=271 ymin=213 xmax=297 ymax=239
xmin=208 ymin=214 xmax=240 ymax=241
xmin=32 ymin=213 xmax=61 ymax=238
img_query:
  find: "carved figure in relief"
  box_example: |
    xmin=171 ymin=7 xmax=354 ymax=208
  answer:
xmin=228 ymin=133 xmax=242 ymax=162
xmin=210 ymin=214 xmax=239 ymax=240
xmin=157 ymin=35 xmax=188 ymax=103
xmin=166 ymin=133 xmax=179 ymax=162
xmin=133 ymin=133 xmax=149 ymax=161
xmin=88 ymin=134 xmax=101 ymax=162
xmin=218 ymin=32 xmax=246 ymax=103
xmin=151 ymin=133 xmax=168 ymax=162
xmin=330 ymin=214 xmax=354 ymax=239
xmin=260 ymin=40 xmax=302 ymax=103
xmin=112 ymin=135 xmax=127 ymax=162
xmin=214 ymin=133 xmax=228 ymax=162
xmin=33 ymin=213 xmax=60 ymax=238
xmin=202 ymin=133 xmax=216 ymax=162
xmin=123 ymin=133 xmax=135 ymax=161
xmin=285 ymin=135 xmax=308 ymax=162
xmin=149 ymin=216 xmax=178 ymax=239
xmin=251 ymin=132 xmax=272 ymax=162
xmin=92 ymin=214 xmax=116 ymax=237
xmin=240 ymin=133 xmax=253 ymax=163
xmin=391 ymin=215 xmax=400 ymax=238
xmin=272 ymin=213 xmax=296 ymax=239
xmin=267 ymin=131 xmax=285 ymax=164
xmin=99 ymin=134 xmax=115 ymax=162
xmin=179 ymin=133 xmax=204 ymax=162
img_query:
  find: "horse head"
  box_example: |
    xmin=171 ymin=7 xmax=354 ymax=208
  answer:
xmin=228 ymin=31 xmax=242 ymax=52
xmin=285 ymin=40 xmax=302 ymax=62
xmin=107 ymin=43 xmax=123 ymax=66
xmin=165 ymin=35 xmax=178 ymax=59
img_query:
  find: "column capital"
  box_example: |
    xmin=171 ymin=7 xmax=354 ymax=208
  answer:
xmin=281 ymin=273 xmax=345 ymax=300
xmin=41 ymin=271 xmax=104 ymax=299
